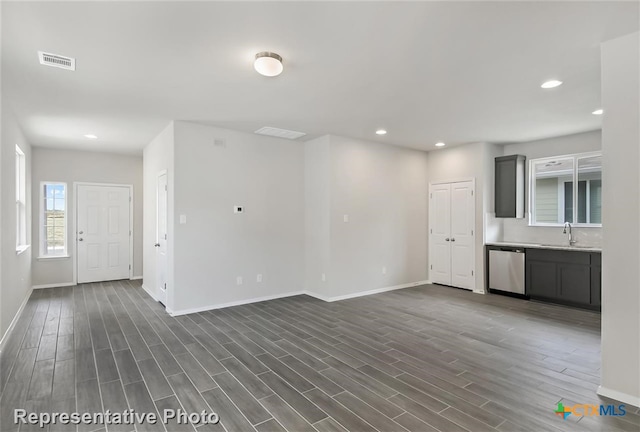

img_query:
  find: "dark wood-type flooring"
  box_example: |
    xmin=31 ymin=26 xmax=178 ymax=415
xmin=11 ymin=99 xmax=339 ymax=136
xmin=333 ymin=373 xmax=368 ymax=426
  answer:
xmin=1 ymin=281 xmax=638 ymax=432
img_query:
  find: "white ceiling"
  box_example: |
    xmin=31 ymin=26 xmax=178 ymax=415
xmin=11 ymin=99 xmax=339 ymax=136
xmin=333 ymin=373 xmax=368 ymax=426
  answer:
xmin=2 ymin=1 xmax=638 ymax=154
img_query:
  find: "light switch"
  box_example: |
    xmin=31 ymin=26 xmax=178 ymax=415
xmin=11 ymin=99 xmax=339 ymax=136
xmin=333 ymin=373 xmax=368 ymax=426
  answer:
xmin=179 ymin=214 xmax=187 ymax=224
xmin=343 ymin=214 xmax=349 ymax=223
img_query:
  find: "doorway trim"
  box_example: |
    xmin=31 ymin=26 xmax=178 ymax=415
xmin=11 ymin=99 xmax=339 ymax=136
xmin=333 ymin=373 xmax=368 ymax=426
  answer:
xmin=156 ymin=169 xmax=168 ymax=307
xmin=73 ymin=182 xmax=134 ymax=285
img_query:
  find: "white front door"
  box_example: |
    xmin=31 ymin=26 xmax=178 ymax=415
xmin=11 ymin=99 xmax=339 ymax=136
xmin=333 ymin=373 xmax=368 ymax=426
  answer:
xmin=77 ymin=184 xmax=131 ymax=283
xmin=450 ymin=181 xmax=475 ymax=289
xmin=428 ymin=181 xmax=475 ymax=290
xmin=429 ymin=184 xmax=452 ymax=285
xmin=156 ymin=172 xmax=168 ymax=306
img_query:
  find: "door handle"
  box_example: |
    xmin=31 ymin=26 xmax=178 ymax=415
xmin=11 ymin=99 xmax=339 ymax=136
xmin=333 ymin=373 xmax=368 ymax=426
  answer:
xmin=451 ymin=238 xmax=456 ymax=242
xmin=445 ymin=238 xmax=450 ymax=241
xmin=78 ymin=238 xmax=84 ymax=242
xmin=78 ymin=231 xmax=84 ymax=235
xmin=154 ymin=243 xmax=160 ymax=247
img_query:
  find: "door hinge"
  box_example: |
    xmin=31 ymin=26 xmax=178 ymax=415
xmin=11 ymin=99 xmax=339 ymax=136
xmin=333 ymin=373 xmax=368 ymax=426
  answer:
xmin=471 ymin=229 xmax=474 ymax=235
xmin=129 ymin=230 xmax=132 ymax=236
xmin=129 ymin=264 xmax=131 ymax=270
xmin=129 ymin=196 xmax=132 ymax=202
xmin=430 ymin=265 xmax=433 ymax=270
xmin=164 ymin=233 xmax=167 ymax=240
xmin=164 ymin=283 xmax=167 ymax=289
xmin=430 ymin=193 xmax=432 ymax=199
xmin=471 ymin=270 xmax=474 ymax=276
xmin=471 ymin=190 xmax=474 ymax=196
xmin=430 ymin=228 xmax=432 ymax=234
xmin=165 ymin=185 xmax=168 ymax=191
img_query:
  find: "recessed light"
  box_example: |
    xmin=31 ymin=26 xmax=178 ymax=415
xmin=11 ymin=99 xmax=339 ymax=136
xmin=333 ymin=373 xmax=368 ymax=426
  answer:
xmin=375 ymin=129 xmax=387 ymax=135
xmin=435 ymin=142 xmax=446 ymax=147
xmin=541 ymin=80 xmax=563 ymax=89
xmin=592 ymin=109 xmax=604 ymax=115
xmin=84 ymin=134 xmax=98 ymax=139
xmin=254 ymin=52 xmax=283 ymax=77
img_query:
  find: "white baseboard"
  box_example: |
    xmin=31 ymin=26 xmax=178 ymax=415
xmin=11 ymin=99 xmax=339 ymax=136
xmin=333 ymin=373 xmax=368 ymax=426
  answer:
xmin=141 ymin=284 xmax=159 ymax=302
xmin=168 ymin=291 xmax=306 ymax=317
xmin=598 ymin=386 xmax=640 ymax=408
xmin=0 ymin=287 xmax=34 ymax=351
xmin=130 ymin=275 xmax=143 ymax=281
xmin=305 ymin=279 xmax=431 ymax=302
xmin=159 ymin=279 xmax=432 ymax=317
xmin=32 ymin=282 xmax=76 ymax=290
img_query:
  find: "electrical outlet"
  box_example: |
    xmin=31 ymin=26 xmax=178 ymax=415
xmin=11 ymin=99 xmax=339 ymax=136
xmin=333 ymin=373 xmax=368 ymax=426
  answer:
xmin=236 ymin=276 xmax=243 ymax=285
xmin=234 ymin=206 xmax=244 ymax=214
xmin=343 ymin=214 xmax=349 ymax=222
xmin=257 ymin=274 xmax=263 ymax=283
xmin=179 ymin=214 xmax=187 ymax=224
xmin=382 ymin=266 xmax=387 ymax=275
xmin=321 ymin=273 xmax=326 ymax=282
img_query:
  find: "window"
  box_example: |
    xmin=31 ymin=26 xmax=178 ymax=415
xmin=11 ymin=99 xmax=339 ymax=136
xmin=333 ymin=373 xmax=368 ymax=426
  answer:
xmin=530 ymin=152 xmax=602 ymax=226
xmin=40 ymin=182 xmax=67 ymax=257
xmin=15 ymin=146 xmax=27 ymax=251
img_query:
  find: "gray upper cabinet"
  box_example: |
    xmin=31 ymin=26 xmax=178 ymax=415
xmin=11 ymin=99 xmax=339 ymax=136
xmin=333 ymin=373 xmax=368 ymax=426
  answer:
xmin=495 ymin=155 xmax=526 ymax=218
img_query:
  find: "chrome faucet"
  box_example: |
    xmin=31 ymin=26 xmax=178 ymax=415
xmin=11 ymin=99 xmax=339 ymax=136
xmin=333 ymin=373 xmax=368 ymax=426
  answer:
xmin=563 ymin=222 xmax=577 ymax=246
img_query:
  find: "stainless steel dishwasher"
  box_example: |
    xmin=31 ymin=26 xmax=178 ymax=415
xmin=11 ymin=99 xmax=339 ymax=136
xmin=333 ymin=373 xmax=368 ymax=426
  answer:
xmin=489 ymin=247 xmax=525 ymax=295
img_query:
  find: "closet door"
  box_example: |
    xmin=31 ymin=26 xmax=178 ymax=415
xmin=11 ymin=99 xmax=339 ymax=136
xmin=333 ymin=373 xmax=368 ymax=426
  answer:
xmin=429 ymin=184 xmax=452 ymax=285
xmin=450 ymin=181 xmax=475 ymax=290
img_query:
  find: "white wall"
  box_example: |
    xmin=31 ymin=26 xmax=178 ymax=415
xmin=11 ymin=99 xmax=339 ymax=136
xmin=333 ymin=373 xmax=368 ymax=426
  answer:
xmin=1 ymin=111 xmax=32 ymax=341
xmin=427 ymin=142 xmax=497 ymax=292
xmin=599 ymin=32 xmax=640 ymax=406
xmin=304 ymin=136 xmax=331 ymax=295
xmin=30 ymin=148 xmax=143 ymax=287
xmin=142 ymin=122 xmax=174 ymax=306
xmin=170 ymin=121 xmax=305 ymax=313
xmin=325 ymin=135 xmax=429 ymax=299
xmin=500 ymin=130 xmax=602 ymax=247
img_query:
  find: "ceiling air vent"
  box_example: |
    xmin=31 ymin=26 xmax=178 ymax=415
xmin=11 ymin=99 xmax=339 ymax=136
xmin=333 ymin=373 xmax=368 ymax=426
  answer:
xmin=38 ymin=51 xmax=75 ymax=71
xmin=254 ymin=126 xmax=306 ymax=140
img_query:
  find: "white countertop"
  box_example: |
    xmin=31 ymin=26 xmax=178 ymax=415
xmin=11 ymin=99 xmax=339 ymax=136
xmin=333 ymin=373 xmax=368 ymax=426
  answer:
xmin=486 ymin=241 xmax=602 ymax=252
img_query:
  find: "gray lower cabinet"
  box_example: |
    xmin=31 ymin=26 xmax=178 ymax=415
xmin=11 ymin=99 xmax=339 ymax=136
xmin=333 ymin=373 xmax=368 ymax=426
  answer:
xmin=526 ymin=248 xmax=601 ymax=310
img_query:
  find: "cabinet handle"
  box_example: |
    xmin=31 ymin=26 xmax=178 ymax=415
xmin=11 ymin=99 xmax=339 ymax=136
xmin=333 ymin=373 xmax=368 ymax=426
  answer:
xmin=451 ymin=238 xmax=456 ymax=242
xmin=445 ymin=238 xmax=450 ymax=242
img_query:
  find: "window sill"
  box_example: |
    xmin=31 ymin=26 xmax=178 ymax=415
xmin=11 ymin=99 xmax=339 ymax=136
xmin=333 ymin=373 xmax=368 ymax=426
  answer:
xmin=16 ymin=245 xmax=30 ymax=255
xmin=37 ymin=255 xmax=70 ymax=261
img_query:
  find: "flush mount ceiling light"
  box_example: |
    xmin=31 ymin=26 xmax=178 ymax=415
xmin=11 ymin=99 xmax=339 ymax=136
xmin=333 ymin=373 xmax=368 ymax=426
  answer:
xmin=254 ymin=52 xmax=283 ymax=77
xmin=84 ymin=134 xmax=98 ymax=139
xmin=375 ymin=129 xmax=387 ymax=135
xmin=592 ymin=109 xmax=604 ymax=115
xmin=435 ymin=142 xmax=446 ymax=147
xmin=541 ymin=80 xmax=563 ymax=89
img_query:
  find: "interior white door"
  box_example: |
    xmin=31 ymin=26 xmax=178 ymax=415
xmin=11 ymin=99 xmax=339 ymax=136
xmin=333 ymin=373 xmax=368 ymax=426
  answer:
xmin=77 ymin=185 xmax=131 ymax=283
xmin=429 ymin=184 xmax=452 ymax=285
xmin=450 ymin=181 xmax=475 ymax=289
xmin=429 ymin=181 xmax=475 ymax=290
xmin=156 ymin=172 xmax=168 ymax=306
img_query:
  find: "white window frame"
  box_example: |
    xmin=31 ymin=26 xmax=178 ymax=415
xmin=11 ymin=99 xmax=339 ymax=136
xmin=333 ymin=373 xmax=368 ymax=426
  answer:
xmin=529 ymin=151 xmax=602 ymax=227
xmin=15 ymin=145 xmax=28 ymax=253
xmin=40 ymin=182 xmax=69 ymax=258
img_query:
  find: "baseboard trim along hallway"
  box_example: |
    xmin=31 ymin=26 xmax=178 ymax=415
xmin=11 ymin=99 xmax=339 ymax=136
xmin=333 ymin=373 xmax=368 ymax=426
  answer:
xmin=152 ymin=279 xmax=431 ymax=316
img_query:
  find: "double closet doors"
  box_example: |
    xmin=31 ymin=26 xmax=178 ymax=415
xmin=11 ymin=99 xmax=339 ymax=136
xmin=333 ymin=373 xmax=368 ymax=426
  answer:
xmin=429 ymin=181 xmax=475 ymax=290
